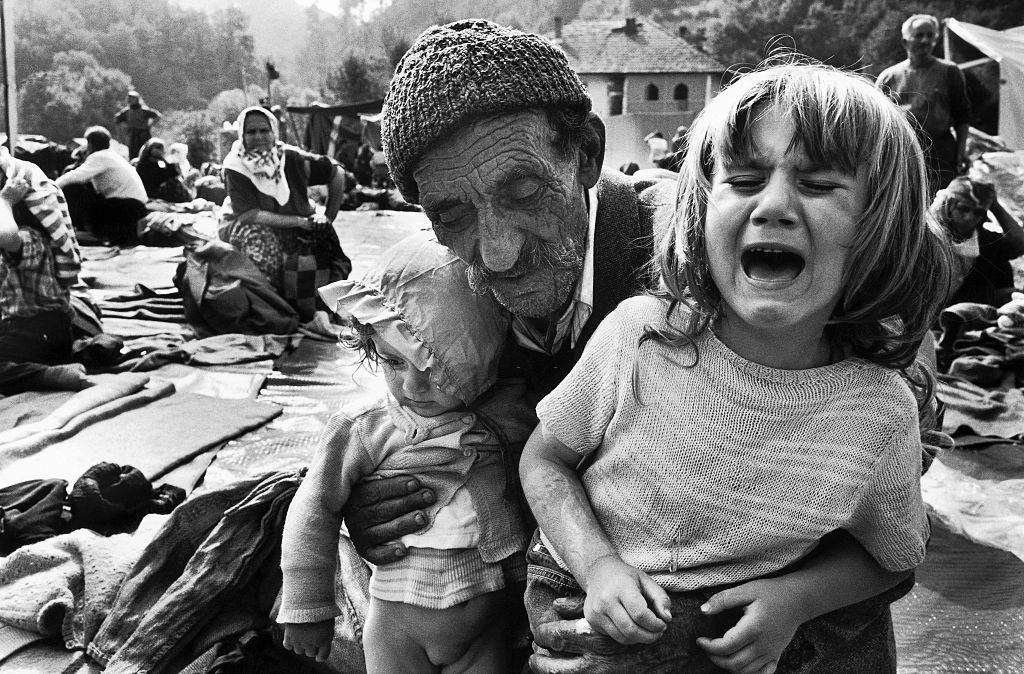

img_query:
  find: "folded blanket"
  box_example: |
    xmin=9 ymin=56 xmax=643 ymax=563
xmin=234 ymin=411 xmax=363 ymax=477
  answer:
xmin=0 ymin=515 xmax=165 ymax=662
xmin=0 ymin=374 xmax=152 ymax=448
xmin=116 ymin=333 xmax=301 ymax=373
xmin=0 ymin=391 xmax=282 ymax=487
xmin=938 ymin=374 xmax=1024 ymax=441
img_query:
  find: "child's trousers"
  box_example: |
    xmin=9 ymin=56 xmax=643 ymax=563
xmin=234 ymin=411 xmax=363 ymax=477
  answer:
xmin=524 ymin=532 xmax=902 ymax=673
xmin=363 ymin=590 xmax=508 ymax=673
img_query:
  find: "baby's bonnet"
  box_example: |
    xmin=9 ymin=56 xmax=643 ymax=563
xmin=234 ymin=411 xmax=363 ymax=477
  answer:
xmin=319 ymin=230 xmax=510 ymax=405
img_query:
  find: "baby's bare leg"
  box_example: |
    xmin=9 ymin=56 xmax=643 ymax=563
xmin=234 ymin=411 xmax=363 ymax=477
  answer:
xmin=363 ymin=591 xmax=507 ymax=673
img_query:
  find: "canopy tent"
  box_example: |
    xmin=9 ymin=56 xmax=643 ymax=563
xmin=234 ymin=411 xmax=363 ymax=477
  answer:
xmin=945 ymin=18 xmax=1024 ymax=149
xmin=285 ymin=99 xmax=383 ymax=167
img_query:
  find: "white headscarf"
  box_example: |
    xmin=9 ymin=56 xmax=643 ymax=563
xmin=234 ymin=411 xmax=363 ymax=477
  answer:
xmin=223 ymin=106 xmax=290 ymax=206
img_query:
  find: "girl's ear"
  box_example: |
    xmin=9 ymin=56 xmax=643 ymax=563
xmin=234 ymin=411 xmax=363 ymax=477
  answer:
xmin=578 ymin=113 xmax=605 ymax=189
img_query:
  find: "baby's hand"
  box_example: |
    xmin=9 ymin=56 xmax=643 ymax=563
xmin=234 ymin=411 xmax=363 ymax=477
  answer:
xmin=582 ymin=555 xmax=672 ymax=645
xmin=282 ymin=620 xmax=333 ymax=663
xmin=696 ymin=578 xmax=805 ymax=674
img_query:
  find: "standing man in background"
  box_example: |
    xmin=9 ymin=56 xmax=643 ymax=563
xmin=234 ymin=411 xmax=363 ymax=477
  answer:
xmin=114 ymin=90 xmax=162 ymax=160
xmin=877 ymin=14 xmax=972 ymax=192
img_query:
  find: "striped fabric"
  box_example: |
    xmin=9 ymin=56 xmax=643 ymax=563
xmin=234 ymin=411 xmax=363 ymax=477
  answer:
xmin=0 ymin=150 xmax=81 ymax=287
xmin=537 ymin=295 xmax=930 ymax=593
xmin=370 ymin=547 xmax=524 ymax=610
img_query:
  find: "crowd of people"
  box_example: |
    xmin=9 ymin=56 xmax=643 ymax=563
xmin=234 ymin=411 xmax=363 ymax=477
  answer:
xmin=0 ymin=10 xmax=1023 ymax=674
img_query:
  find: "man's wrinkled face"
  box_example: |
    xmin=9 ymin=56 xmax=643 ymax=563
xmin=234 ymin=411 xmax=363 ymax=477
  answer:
xmin=413 ymin=111 xmax=589 ymax=318
xmin=903 ymin=20 xmax=938 ymax=58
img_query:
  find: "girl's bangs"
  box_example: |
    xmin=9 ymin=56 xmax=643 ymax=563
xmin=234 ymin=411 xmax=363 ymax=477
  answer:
xmin=707 ymin=72 xmax=878 ymax=176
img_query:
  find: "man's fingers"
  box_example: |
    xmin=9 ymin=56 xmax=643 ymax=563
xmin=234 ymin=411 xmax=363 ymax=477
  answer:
xmin=533 ymin=619 xmax=625 ymax=656
xmin=529 ymin=652 xmax=613 ymax=674
xmin=346 ymin=475 xmax=422 ymax=508
xmin=347 ymin=508 xmax=428 ymax=551
xmin=358 ymin=541 xmax=408 ymax=565
xmin=345 ymin=489 xmax=433 ymax=530
xmin=552 ymin=595 xmax=586 ymax=620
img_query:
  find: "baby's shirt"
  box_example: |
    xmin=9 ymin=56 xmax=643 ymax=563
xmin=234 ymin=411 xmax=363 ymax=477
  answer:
xmin=536 ymin=295 xmax=929 ymax=592
xmin=279 ymin=382 xmax=533 ymax=623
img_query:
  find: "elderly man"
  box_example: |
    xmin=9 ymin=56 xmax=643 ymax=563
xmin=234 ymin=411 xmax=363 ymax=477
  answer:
xmin=335 ymin=20 xmax=924 ymax=674
xmin=877 ymin=14 xmax=972 ymax=192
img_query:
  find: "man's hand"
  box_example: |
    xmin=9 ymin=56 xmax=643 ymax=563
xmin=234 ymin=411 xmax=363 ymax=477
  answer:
xmin=695 ymin=577 xmax=805 ymax=674
xmin=997 ymin=291 xmax=1024 ymax=329
xmin=581 ymin=556 xmax=671 ymax=645
xmin=343 ymin=475 xmax=434 ymax=564
xmin=1 ymin=174 xmax=29 ymax=204
xmin=281 ymin=620 xmax=333 ymax=663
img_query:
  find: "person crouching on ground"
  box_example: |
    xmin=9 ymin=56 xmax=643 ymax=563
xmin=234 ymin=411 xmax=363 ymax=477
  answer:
xmin=0 ymin=147 xmax=91 ymax=391
xmin=279 ymin=231 xmax=534 ymax=671
xmin=931 ymin=176 xmax=1024 ymax=307
xmin=55 ymin=126 xmax=148 ymax=246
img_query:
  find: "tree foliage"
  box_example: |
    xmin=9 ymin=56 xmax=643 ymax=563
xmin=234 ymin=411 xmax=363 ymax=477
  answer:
xmin=13 ymin=0 xmax=260 ymax=117
xmin=18 ymin=51 xmax=131 ymax=142
xmin=324 ymin=52 xmax=386 ymax=104
xmin=6 ymin=0 xmax=1023 ymax=148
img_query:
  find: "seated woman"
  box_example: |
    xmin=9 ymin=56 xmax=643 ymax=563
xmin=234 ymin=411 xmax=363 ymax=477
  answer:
xmin=220 ymin=106 xmax=351 ymax=321
xmin=135 ymin=138 xmax=190 ymax=203
xmin=166 ymin=142 xmax=201 ymax=196
xmin=931 ymin=176 xmax=1024 ymax=307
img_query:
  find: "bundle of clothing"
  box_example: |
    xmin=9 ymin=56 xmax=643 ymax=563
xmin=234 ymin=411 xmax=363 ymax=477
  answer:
xmin=0 ymin=461 xmax=185 ymax=555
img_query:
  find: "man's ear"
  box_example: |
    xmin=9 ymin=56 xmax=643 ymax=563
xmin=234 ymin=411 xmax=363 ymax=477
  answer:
xmin=578 ymin=113 xmax=605 ymax=189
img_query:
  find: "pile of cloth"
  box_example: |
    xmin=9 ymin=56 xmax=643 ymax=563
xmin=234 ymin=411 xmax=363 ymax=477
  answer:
xmin=928 ymin=300 xmax=1024 ymax=561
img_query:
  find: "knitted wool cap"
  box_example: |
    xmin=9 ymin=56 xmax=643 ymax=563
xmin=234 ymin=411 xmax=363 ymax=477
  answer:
xmin=382 ymin=19 xmax=592 ymax=203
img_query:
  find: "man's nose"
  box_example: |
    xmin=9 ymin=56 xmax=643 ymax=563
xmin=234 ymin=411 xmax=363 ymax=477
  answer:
xmin=751 ymin=176 xmax=797 ymax=227
xmin=476 ymin=206 xmax=525 ymax=273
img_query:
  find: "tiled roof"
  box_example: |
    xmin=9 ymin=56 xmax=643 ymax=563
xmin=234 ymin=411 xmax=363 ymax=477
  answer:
xmin=550 ymin=17 xmax=725 ymax=74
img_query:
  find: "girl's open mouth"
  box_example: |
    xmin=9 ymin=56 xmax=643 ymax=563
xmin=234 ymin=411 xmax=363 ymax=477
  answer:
xmin=741 ymin=246 xmax=805 ymax=283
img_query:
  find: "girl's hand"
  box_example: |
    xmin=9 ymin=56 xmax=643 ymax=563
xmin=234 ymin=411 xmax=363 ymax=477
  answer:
xmin=281 ymin=620 xmax=334 ymax=663
xmin=581 ymin=556 xmax=672 ymax=645
xmin=696 ymin=577 xmax=805 ymax=674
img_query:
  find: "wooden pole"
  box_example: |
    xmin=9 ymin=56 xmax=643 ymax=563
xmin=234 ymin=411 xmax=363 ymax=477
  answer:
xmin=0 ymin=0 xmax=17 ymax=152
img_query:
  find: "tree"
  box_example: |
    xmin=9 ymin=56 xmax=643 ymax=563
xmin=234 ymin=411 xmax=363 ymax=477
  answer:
xmin=159 ymin=110 xmax=220 ymax=166
xmin=324 ymin=52 xmax=385 ymax=103
xmin=19 ymin=51 xmax=131 ymax=142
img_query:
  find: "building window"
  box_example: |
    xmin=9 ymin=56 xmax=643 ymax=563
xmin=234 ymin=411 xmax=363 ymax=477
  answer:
xmin=608 ymin=75 xmax=624 ymax=115
xmin=674 ymin=83 xmax=689 ymax=110
xmin=645 ymin=83 xmax=659 ymax=101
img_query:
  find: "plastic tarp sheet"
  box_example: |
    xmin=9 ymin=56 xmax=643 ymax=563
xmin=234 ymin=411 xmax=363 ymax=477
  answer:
xmin=946 ymin=18 xmax=1024 ymax=150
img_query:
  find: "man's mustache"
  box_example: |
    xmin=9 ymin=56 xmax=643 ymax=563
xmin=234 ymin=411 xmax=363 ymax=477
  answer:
xmin=466 ymin=236 xmax=584 ymax=290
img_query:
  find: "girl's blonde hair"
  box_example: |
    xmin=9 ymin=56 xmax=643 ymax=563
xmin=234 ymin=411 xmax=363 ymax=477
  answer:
xmin=658 ymin=59 xmax=953 ymax=371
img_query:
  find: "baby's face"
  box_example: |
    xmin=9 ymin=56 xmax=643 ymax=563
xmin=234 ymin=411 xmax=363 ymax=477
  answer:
xmin=371 ymin=336 xmax=464 ymax=417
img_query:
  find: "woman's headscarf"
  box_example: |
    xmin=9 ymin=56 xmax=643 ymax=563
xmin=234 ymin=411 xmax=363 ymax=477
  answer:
xmin=137 ymin=137 xmax=166 ymax=166
xmin=223 ymin=106 xmax=290 ymax=206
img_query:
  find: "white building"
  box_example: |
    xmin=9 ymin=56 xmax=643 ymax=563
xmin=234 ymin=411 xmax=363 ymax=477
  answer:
xmin=550 ymin=15 xmax=726 ymax=170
